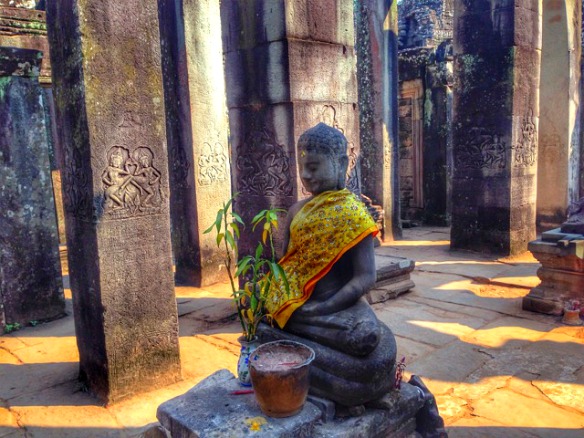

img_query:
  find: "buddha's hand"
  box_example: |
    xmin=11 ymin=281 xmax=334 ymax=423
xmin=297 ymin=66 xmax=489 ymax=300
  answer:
xmin=296 ymin=300 xmax=330 ymax=316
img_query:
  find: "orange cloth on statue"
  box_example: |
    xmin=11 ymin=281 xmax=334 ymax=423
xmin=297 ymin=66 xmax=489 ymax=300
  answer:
xmin=265 ymin=189 xmax=378 ymax=328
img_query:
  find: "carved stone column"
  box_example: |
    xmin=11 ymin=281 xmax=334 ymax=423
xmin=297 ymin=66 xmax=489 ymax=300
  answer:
xmin=354 ymin=0 xmax=402 ymax=240
xmin=159 ymin=0 xmax=231 ymax=286
xmin=46 ymin=0 xmax=181 ymax=403
xmin=0 ymin=47 xmax=64 ymax=331
xmin=221 ymin=0 xmax=360 ymax=254
xmin=451 ymin=0 xmax=541 ymax=255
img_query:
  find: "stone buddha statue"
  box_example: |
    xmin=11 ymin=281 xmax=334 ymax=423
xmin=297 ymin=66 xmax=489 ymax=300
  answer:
xmin=258 ymin=123 xmax=397 ymax=408
xmin=561 ymin=197 xmax=584 ymax=235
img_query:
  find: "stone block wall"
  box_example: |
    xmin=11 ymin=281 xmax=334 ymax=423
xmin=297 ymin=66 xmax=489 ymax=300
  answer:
xmin=221 ymin=0 xmax=360 ymax=254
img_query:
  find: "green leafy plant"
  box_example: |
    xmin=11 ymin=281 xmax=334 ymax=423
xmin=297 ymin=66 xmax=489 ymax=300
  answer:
xmin=204 ymin=196 xmax=290 ymax=342
xmin=3 ymin=322 xmax=21 ymax=334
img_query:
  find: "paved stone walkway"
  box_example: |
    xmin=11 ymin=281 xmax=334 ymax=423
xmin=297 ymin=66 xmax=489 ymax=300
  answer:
xmin=1 ymin=227 xmax=583 ymax=437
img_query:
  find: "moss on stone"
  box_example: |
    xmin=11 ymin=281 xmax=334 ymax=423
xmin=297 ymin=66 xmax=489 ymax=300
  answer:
xmin=0 ymin=77 xmax=12 ymax=101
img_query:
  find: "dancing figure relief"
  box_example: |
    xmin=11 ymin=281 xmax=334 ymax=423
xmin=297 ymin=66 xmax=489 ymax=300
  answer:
xmin=102 ymin=146 xmax=163 ymax=215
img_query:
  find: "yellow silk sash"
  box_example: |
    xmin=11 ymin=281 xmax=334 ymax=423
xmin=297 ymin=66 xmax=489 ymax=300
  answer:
xmin=265 ymin=189 xmax=378 ymax=328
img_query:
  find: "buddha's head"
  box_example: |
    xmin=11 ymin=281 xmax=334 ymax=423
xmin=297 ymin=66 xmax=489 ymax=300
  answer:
xmin=297 ymin=123 xmax=349 ymax=195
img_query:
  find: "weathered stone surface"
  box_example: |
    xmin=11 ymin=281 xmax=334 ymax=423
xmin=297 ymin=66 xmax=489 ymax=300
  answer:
xmin=313 ymin=383 xmax=425 ymax=437
xmin=158 ymin=370 xmax=427 ymax=438
xmin=158 ymin=0 xmax=231 ymax=287
xmin=0 ymin=6 xmax=51 ymax=84
xmin=366 ymin=255 xmax=415 ymax=303
xmin=398 ymin=0 xmax=453 ymax=50
xmin=537 ymin=0 xmax=582 ymax=229
xmin=46 ymin=0 xmax=180 ymax=403
xmin=0 ymin=46 xmax=64 ymax=330
xmin=459 ymin=315 xmax=551 ymax=349
xmin=354 ymin=0 xmax=401 ymax=240
xmin=157 ymin=369 xmax=322 ymax=437
xmin=451 ymin=0 xmax=540 ymax=255
xmin=471 ymin=389 xmax=584 ymax=429
xmin=221 ymin=0 xmax=361 ymax=256
xmin=398 ymin=41 xmax=453 ymax=226
xmin=0 ymin=6 xmax=68 ymax=245
xmin=220 ymin=0 xmax=354 ymax=51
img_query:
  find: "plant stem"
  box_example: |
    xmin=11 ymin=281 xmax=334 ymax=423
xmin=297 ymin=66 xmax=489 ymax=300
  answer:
xmin=223 ymin=208 xmax=247 ymax=336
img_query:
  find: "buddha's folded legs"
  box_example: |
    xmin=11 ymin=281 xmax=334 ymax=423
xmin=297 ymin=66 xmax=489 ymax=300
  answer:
xmin=257 ymin=319 xmax=397 ymax=407
xmin=284 ymin=298 xmax=381 ymax=356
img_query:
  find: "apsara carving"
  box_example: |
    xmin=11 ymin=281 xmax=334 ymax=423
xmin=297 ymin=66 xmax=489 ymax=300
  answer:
xmin=456 ymin=128 xmax=507 ymax=170
xmin=102 ymin=145 xmax=163 ymax=218
xmin=198 ymin=142 xmax=227 ymax=186
xmin=236 ymin=127 xmax=293 ymax=197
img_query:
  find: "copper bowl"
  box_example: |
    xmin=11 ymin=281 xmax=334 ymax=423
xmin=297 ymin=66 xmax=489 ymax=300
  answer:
xmin=249 ymin=340 xmax=315 ymax=418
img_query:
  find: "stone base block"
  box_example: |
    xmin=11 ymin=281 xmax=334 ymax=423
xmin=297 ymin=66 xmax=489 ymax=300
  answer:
xmin=157 ymin=369 xmax=322 ymax=437
xmin=313 ymin=383 xmax=425 ymax=438
xmin=367 ymin=275 xmax=416 ymax=304
xmin=367 ymin=256 xmax=416 ymax=304
xmin=157 ymin=370 xmax=428 ymax=438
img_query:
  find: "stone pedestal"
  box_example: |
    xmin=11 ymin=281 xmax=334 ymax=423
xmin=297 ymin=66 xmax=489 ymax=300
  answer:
xmin=354 ymin=0 xmax=401 ymax=240
xmin=0 ymin=47 xmax=64 ymax=330
xmin=220 ymin=0 xmax=360 ymax=254
xmin=158 ymin=0 xmax=232 ymax=287
xmin=523 ymin=228 xmax=584 ymax=315
xmin=157 ymin=369 xmax=427 ymax=438
xmin=46 ymin=0 xmax=181 ymax=403
xmin=450 ymin=0 xmax=541 ymax=255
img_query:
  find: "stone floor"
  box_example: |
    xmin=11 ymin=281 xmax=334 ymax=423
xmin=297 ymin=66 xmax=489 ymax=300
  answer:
xmin=1 ymin=226 xmax=583 ymax=437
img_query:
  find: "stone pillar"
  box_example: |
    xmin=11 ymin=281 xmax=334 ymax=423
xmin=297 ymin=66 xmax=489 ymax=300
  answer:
xmin=451 ymin=0 xmax=541 ymax=255
xmin=537 ymin=0 xmax=582 ymax=229
xmin=158 ymin=0 xmax=231 ymax=287
xmin=0 ymin=5 xmax=67 ymax=244
xmin=221 ymin=0 xmax=360 ymax=253
xmin=354 ymin=0 xmax=401 ymax=240
xmin=46 ymin=0 xmax=181 ymax=403
xmin=0 ymin=47 xmax=64 ymax=331
xmin=423 ymin=42 xmax=454 ymax=226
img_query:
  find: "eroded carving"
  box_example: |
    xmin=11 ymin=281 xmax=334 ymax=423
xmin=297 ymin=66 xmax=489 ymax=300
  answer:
xmin=236 ymin=128 xmax=293 ymax=197
xmin=198 ymin=142 xmax=227 ymax=186
xmin=63 ymin=146 xmax=92 ymax=220
xmin=384 ymin=143 xmax=392 ymax=169
xmin=102 ymin=145 xmax=163 ymax=217
xmin=346 ymin=142 xmax=360 ymax=194
xmin=118 ymin=111 xmax=143 ymax=128
xmin=456 ymin=128 xmax=507 ymax=169
xmin=512 ymin=110 xmax=537 ymax=167
xmin=172 ymin=143 xmax=190 ymax=189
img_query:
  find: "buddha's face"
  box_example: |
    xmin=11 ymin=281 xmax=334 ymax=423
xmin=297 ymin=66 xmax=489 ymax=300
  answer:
xmin=299 ymin=150 xmax=347 ymax=195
